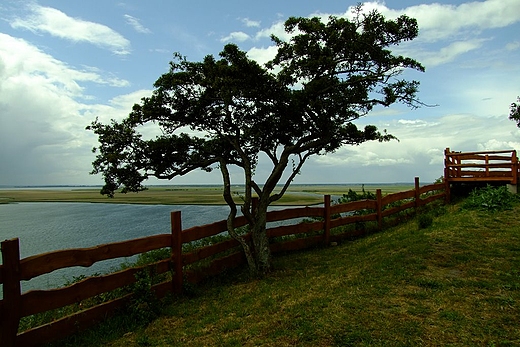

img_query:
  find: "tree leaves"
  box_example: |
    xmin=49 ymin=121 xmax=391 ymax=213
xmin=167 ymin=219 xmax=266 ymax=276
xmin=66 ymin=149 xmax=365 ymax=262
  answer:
xmin=510 ymin=96 xmax=520 ymax=127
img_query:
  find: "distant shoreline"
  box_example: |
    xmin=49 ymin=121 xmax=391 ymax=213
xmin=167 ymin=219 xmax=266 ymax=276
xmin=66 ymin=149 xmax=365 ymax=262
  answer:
xmin=0 ymin=182 xmax=416 ymax=189
xmin=0 ymin=184 xmax=415 ymax=206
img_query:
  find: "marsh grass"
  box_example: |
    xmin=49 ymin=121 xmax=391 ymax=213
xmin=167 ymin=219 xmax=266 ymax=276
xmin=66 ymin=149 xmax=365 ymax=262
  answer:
xmin=0 ymin=184 xmax=413 ymax=206
xmin=45 ymin=201 xmax=520 ymax=346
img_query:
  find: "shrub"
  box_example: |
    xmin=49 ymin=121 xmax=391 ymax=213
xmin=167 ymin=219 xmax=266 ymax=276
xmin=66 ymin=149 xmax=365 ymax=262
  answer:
xmin=417 ymin=213 xmax=434 ymax=229
xmin=133 ymin=248 xmax=171 ymax=267
xmin=335 ymin=186 xmax=377 ymax=230
xmin=335 ymin=185 xmax=376 ymax=205
xmin=127 ymin=270 xmax=161 ymax=325
xmin=462 ymin=185 xmax=520 ymax=212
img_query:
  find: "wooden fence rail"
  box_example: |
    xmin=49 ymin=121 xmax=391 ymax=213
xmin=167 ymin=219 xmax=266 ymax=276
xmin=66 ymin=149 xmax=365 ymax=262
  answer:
xmin=445 ymin=148 xmax=519 ymax=184
xmin=444 ymin=148 xmax=519 ymax=202
xmin=0 ymin=177 xmax=445 ymax=347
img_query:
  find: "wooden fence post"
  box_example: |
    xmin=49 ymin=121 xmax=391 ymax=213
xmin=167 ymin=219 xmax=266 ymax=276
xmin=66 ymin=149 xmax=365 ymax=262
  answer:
xmin=512 ymin=150 xmax=518 ymax=185
xmin=444 ymin=147 xmax=450 ymax=179
xmin=444 ymin=148 xmax=451 ymax=203
xmin=170 ymin=211 xmax=183 ymax=295
xmin=414 ymin=177 xmax=421 ymax=211
xmin=485 ymin=154 xmax=490 ymax=177
xmin=1 ymin=238 xmax=22 ymax=347
xmin=323 ymin=195 xmax=331 ymax=245
xmin=376 ymin=189 xmax=382 ymax=230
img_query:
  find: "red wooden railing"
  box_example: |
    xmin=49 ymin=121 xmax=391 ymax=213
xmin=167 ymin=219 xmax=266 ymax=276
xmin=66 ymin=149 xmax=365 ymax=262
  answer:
xmin=445 ymin=148 xmax=519 ymax=185
xmin=444 ymin=148 xmax=519 ymax=202
xmin=0 ymin=177 xmax=445 ymax=347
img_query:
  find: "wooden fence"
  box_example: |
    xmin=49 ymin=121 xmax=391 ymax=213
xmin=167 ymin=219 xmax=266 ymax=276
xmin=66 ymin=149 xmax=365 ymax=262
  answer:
xmin=0 ymin=177 xmax=445 ymax=347
xmin=444 ymin=148 xmax=519 ymax=202
xmin=445 ymin=148 xmax=519 ymax=184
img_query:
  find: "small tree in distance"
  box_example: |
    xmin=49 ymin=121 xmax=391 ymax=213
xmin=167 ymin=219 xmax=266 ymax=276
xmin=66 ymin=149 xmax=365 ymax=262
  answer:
xmin=510 ymin=96 xmax=520 ymax=127
xmin=87 ymin=6 xmax=425 ymax=276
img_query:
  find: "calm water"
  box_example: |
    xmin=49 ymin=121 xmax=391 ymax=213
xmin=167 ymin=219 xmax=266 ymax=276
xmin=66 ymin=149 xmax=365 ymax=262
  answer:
xmin=0 ymin=203 xmax=232 ymax=292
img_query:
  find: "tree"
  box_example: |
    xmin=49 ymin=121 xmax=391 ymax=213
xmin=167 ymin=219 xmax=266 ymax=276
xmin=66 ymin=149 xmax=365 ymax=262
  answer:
xmin=87 ymin=6 xmax=425 ymax=276
xmin=510 ymin=96 xmax=520 ymax=127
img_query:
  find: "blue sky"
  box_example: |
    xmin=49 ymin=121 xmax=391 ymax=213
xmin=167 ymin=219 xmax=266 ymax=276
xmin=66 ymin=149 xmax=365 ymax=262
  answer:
xmin=0 ymin=0 xmax=519 ymax=186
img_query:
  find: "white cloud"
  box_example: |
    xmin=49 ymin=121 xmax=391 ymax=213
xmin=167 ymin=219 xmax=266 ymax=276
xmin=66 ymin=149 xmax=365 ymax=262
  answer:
xmin=247 ymin=45 xmax=278 ymax=66
xmin=397 ymin=119 xmax=438 ymax=127
xmin=341 ymin=0 xmax=520 ymax=43
xmin=151 ymin=48 xmax=171 ymax=54
xmin=418 ymin=39 xmax=486 ymax=67
xmin=254 ymin=20 xmax=289 ymax=41
xmin=220 ymin=31 xmax=250 ymax=43
xmin=240 ymin=17 xmax=260 ymax=28
xmin=0 ymin=34 xmax=139 ymax=185
xmin=0 ymin=34 xmax=129 ymax=95
xmin=477 ymin=139 xmax=520 ymax=151
xmin=11 ymin=4 xmax=131 ymax=55
xmin=67 ymin=65 xmax=130 ymax=89
xmin=308 ymin=110 xmax=520 ymax=183
xmin=506 ymin=41 xmax=520 ymax=51
xmin=403 ymin=0 xmax=520 ymax=42
xmin=85 ymin=89 xmax=152 ymax=124
xmin=250 ymin=0 xmax=520 ymax=69
xmin=124 ymin=14 xmax=151 ymax=34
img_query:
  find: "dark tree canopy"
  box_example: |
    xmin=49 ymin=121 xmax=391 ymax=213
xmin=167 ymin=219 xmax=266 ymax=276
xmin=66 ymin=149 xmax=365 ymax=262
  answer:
xmin=88 ymin=6 xmax=425 ymax=275
xmin=510 ymin=96 xmax=520 ymax=127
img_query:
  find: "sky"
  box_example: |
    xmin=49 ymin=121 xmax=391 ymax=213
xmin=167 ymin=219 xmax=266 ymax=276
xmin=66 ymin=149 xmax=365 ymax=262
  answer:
xmin=0 ymin=0 xmax=519 ymax=186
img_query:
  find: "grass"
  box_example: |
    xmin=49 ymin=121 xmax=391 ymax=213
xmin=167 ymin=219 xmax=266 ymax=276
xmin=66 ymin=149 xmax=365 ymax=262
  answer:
xmin=0 ymin=184 xmax=413 ymax=206
xmin=46 ymin=201 xmax=520 ymax=347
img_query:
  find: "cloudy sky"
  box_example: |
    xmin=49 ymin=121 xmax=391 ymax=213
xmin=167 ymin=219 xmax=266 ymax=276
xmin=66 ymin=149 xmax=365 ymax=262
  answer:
xmin=0 ymin=0 xmax=519 ymax=186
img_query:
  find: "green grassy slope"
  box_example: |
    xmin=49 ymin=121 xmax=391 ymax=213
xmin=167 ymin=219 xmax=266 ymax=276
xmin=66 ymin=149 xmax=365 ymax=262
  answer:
xmin=48 ymin=202 xmax=520 ymax=347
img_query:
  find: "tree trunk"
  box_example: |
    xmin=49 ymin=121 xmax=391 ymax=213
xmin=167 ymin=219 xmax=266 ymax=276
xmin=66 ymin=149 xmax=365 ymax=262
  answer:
xmin=249 ymin=199 xmax=272 ymax=276
xmin=251 ymin=220 xmax=271 ymax=275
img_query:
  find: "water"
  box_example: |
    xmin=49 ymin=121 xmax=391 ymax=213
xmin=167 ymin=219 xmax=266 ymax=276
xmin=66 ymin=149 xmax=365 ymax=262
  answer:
xmin=0 ymin=203 xmax=231 ymax=292
xmin=0 ymin=202 xmax=303 ymax=294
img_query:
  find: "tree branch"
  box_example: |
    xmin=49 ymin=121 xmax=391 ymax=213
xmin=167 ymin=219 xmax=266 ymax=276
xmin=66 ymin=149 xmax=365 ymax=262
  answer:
xmin=270 ymin=152 xmax=311 ymax=202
